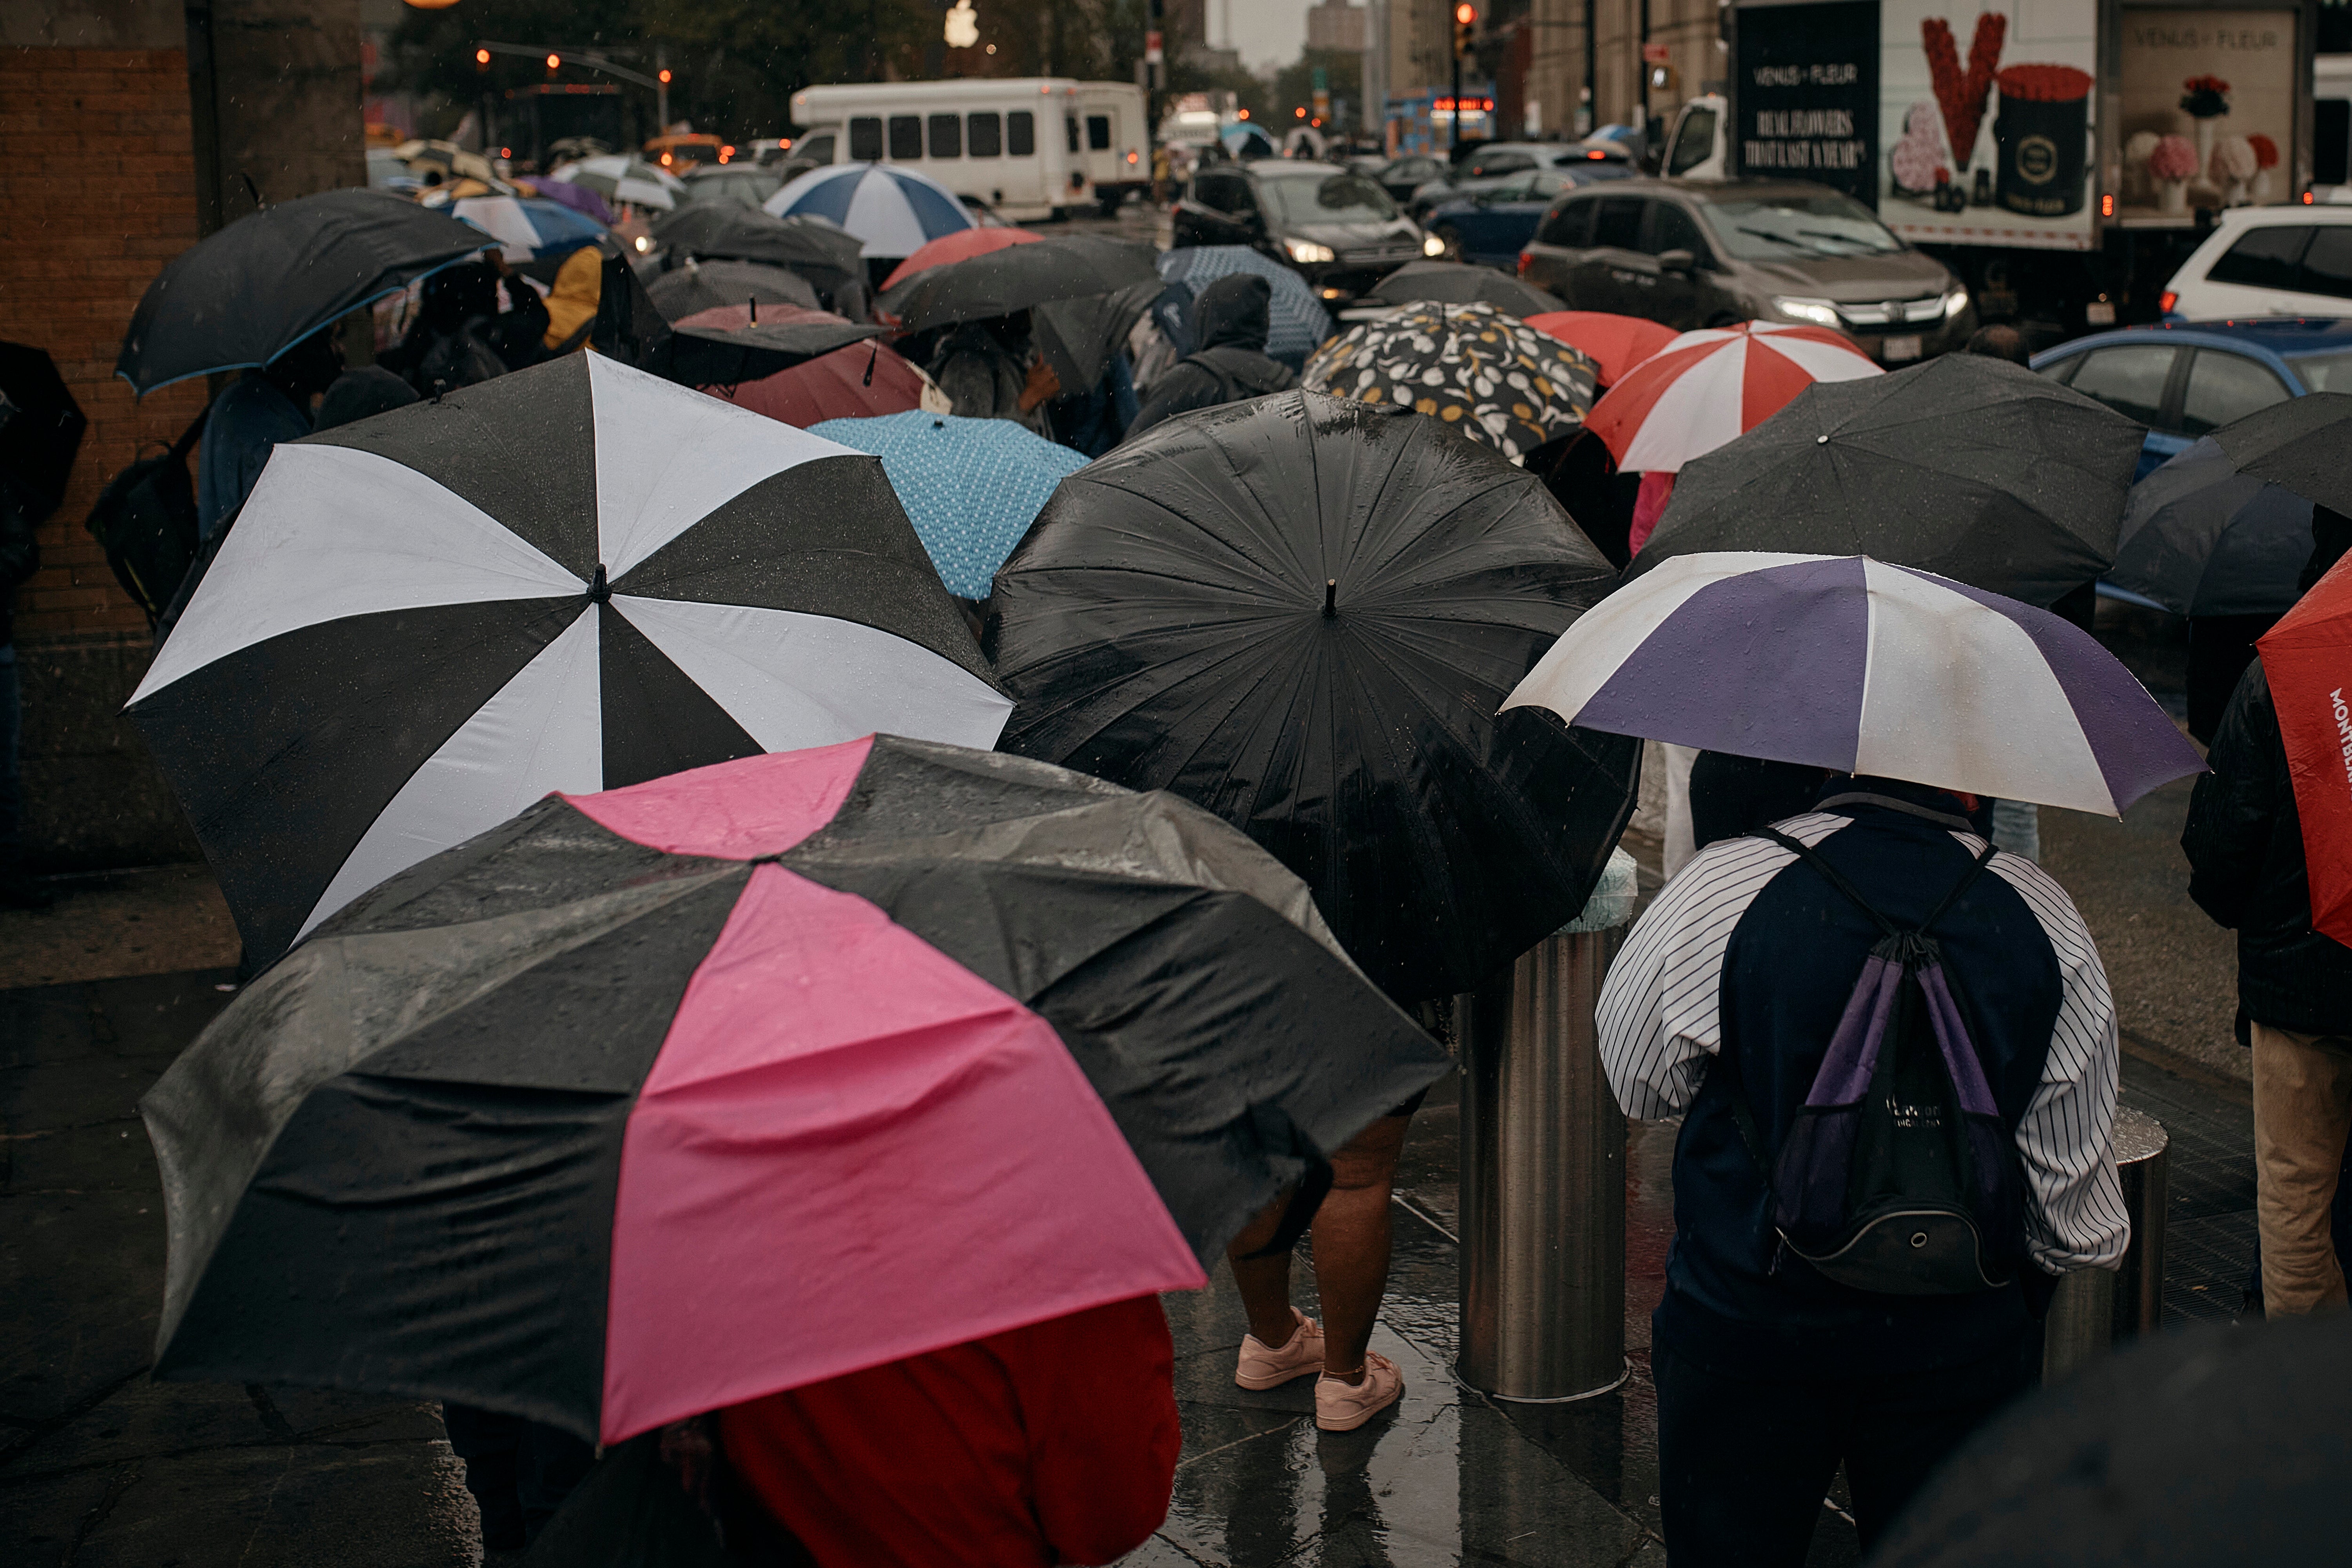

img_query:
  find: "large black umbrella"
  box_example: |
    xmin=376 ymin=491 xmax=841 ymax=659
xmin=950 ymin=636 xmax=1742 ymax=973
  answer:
xmin=1869 ymin=1314 xmax=2352 ymax=1566
xmin=1633 ymin=354 xmax=2144 ymax=608
xmin=1365 ymin=260 xmax=1564 ymax=316
xmin=0 ymin=341 xmax=86 ymax=520
xmin=118 ymin=189 xmax=490 ymax=395
xmin=645 ymin=259 xmax=820 ymax=321
xmin=129 ymin=351 xmax=1011 ymax=969
xmin=884 ymin=235 xmax=1160 ymax=331
xmin=2212 ymin=390 xmax=2352 ymax=515
xmin=664 ymin=305 xmax=884 ymax=387
xmin=2110 ymin=434 xmax=2314 ymax=616
xmin=140 ymin=737 xmax=1447 ymax=1444
xmin=986 ymin=389 xmax=1640 ymax=1003
xmin=650 ymin=202 xmax=866 ymax=278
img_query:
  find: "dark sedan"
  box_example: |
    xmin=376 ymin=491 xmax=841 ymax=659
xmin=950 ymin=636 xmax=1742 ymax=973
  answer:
xmin=1422 ymin=167 xmax=1628 ymax=270
xmin=1172 ymin=162 xmax=1434 ymax=303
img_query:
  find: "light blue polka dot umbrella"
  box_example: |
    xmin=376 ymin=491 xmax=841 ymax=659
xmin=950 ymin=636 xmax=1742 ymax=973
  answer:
xmin=811 ymin=412 xmax=1089 ymax=598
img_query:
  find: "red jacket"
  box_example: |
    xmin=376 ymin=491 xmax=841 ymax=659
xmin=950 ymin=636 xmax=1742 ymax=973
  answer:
xmin=717 ymin=1294 xmax=1178 ymax=1567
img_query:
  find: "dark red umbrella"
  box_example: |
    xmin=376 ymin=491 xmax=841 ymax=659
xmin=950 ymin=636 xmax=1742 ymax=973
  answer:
xmin=880 ymin=226 xmax=1042 ymax=292
xmin=683 ymin=303 xmax=935 ymax=426
xmin=2256 ymin=553 xmax=2352 ymax=944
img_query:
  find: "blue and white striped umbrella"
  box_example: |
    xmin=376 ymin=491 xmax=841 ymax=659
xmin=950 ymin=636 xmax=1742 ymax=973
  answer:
xmin=1155 ymin=246 xmax=1333 ymax=368
xmin=1504 ymin=552 xmax=2203 ymax=815
xmin=448 ymin=196 xmax=605 ymax=264
xmin=763 ymin=164 xmax=975 ymax=259
xmin=811 ymin=412 xmax=1087 ymax=598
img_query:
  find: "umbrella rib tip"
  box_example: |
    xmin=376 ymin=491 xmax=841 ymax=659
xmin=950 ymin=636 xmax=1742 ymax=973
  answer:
xmin=1324 ymin=579 xmax=1337 ymax=618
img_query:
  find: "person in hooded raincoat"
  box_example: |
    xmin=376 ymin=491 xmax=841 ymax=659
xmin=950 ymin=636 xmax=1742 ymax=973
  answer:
xmin=1124 ymin=274 xmax=1297 ymax=439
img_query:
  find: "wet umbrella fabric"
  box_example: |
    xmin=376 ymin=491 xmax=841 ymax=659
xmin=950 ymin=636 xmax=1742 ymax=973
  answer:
xmin=128 ymin=352 xmax=1008 ymax=969
xmin=697 ymin=336 xmax=936 ymax=427
xmin=2252 ymin=557 xmax=2352 ymax=945
xmin=1523 ymin=310 xmax=1679 ymax=388
xmin=811 ymin=412 xmax=1087 ymax=597
xmin=448 ymin=196 xmax=605 ymax=264
xmin=1156 ymin=246 xmax=1334 ymax=368
xmin=880 ymin=226 xmax=1044 ymax=293
xmin=1584 ymin=320 xmax=1879 ymax=474
xmin=139 ymin=736 xmax=1449 ymax=1445
xmin=2112 ymin=435 xmax=2314 ymax=616
xmin=1301 ymin=302 xmax=1597 ymax=461
xmin=1504 ymin=552 xmax=2203 ymax=815
xmin=117 ymin=190 xmax=490 ymax=395
xmin=2212 ymin=391 xmax=2352 ymax=517
xmin=551 ymin=156 xmax=686 ymax=211
xmin=0 ymin=341 xmax=87 ymax=519
xmin=1632 ymin=354 xmax=2143 ymax=608
xmin=646 ymin=260 xmax=820 ymax=322
xmin=514 ymin=176 xmax=615 ymax=225
xmin=1365 ymin=260 xmax=1563 ymax=316
xmin=649 ymin=203 xmax=866 ymax=278
xmin=886 ymin=236 xmax=1161 ymax=332
xmin=666 ymin=304 xmax=883 ymax=387
xmin=988 ymin=390 xmax=1640 ymax=1003
xmin=764 ymin=163 xmax=974 ymax=258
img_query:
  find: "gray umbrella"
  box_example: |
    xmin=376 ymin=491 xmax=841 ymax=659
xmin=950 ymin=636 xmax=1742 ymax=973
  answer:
xmin=2110 ymin=436 xmax=2314 ymax=616
xmin=1366 ymin=260 xmax=1563 ymax=316
xmin=1633 ymin=354 xmax=2144 ymax=608
xmin=2212 ymin=389 xmax=2352 ymax=515
xmin=644 ymin=259 xmax=818 ymax=322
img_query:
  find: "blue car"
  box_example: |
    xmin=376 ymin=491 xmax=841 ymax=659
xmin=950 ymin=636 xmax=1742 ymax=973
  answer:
xmin=2031 ymin=318 xmax=2352 ymax=480
xmin=1421 ymin=167 xmax=1628 ymax=272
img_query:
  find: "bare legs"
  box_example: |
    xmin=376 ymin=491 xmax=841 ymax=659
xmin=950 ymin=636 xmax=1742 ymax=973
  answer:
xmin=1225 ymin=1113 xmax=1412 ymax=1383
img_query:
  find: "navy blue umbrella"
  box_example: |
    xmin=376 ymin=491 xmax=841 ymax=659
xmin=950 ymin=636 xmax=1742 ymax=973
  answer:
xmin=2112 ymin=434 xmax=2316 ymax=616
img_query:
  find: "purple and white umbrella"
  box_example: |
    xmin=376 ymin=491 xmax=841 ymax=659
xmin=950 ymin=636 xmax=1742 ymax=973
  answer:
xmin=1503 ymin=552 xmax=2203 ymax=815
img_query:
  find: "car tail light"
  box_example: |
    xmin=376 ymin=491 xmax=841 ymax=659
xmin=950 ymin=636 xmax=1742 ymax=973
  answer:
xmin=2160 ymin=290 xmax=2178 ymax=314
xmin=2305 ymin=190 xmax=2317 ymax=204
xmin=1517 ymin=251 xmax=1532 ymax=276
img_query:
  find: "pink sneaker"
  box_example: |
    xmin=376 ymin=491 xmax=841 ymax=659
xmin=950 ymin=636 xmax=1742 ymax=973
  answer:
xmin=1234 ymin=1308 xmax=1325 ymax=1390
xmin=1315 ymin=1351 xmax=1403 ymax=1431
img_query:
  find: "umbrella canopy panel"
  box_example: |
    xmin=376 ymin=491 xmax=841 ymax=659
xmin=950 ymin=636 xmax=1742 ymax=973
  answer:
xmin=1523 ymin=310 xmax=1679 ymax=388
xmin=1585 ymin=320 xmax=1880 ymax=474
xmin=1506 ymin=551 xmax=2203 ymax=815
xmin=2255 ymin=558 xmax=2352 ymax=946
xmin=140 ymin=737 xmax=1448 ymax=1445
xmin=696 ymin=338 xmax=937 ymax=427
xmin=989 ymin=389 xmax=1639 ymax=1002
xmin=646 ymin=260 xmax=821 ymax=322
xmin=1633 ymin=354 xmax=2143 ymax=608
xmin=811 ymin=412 xmax=1089 ymax=597
xmin=129 ymin=352 xmax=1007 ymax=968
xmin=887 ymin=236 xmax=1162 ymax=332
xmin=449 ymin=196 xmax=605 ymax=265
xmin=1366 ymin=260 xmax=1564 ymax=316
xmin=1157 ymin=246 xmax=1335 ymax=369
xmin=2112 ymin=435 xmax=2316 ymax=617
xmin=2213 ymin=390 xmax=2352 ymax=518
xmin=1303 ymin=301 xmax=1597 ymax=461
xmin=766 ymin=162 xmax=975 ymax=258
xmin=650 ymin=203 xmax=866 ymax=277
xmin=880 ymin=226 xmax=1044 ymax=293
xmin=552 ymin=155 xmax=688 ymax=211
xmin=667 ymin=304 xmax=884 ymax=386
xmin=118 ymin=190 xmax=490 ymax=394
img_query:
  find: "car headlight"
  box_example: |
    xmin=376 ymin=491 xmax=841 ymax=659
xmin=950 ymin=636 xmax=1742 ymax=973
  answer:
xmin=1941 ymin=285 xmax=1970 ymax=319
xmin=633 ymin=235 xmax=652 ymax=254
xmin=1286 ymin=240 xmax=1336 ymax=264
xmin=1771 ymin=296 xmax=1841 ymax=328
xmin=1423 ymin=232 xmax=1448 ymax=257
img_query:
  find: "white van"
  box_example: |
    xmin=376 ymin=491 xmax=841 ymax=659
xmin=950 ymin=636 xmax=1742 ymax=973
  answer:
xmin=1076 ymin=82 xmax=1149 ymax=213
xmin=2160 ymin=205 xmax=2352 ymax=319
xmin=788 ymin=79 xmax=1095 ymax=223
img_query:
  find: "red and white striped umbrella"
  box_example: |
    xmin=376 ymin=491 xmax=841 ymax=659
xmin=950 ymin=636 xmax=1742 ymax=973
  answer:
xmin=1585 ymin=321 xmax=1881 ymax=474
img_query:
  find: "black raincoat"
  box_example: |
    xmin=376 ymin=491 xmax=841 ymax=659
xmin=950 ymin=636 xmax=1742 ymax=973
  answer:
xmin=1125 ymin=274 xmax=1296 ymax=439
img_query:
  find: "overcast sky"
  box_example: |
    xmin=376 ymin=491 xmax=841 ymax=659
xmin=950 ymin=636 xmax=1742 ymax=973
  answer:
xmin=1214 ymin=0 xmax=1316 ymax=71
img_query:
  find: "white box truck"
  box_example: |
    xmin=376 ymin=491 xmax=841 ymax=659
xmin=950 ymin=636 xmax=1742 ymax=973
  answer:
xmin=788 ymin=78 xmax=1116 ymax=222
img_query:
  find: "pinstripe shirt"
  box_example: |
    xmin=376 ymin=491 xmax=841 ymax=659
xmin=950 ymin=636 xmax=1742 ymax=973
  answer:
xmin=1599 ymin=810 xmax=2130 ymax=1275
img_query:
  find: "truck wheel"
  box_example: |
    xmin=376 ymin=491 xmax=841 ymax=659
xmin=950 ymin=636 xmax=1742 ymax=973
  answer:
xmin=1098 ymin=194 xmax=1123 ymax=219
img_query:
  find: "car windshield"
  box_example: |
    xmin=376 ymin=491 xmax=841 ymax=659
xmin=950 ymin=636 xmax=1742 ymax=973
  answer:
xmin=1701 ymin=194 xmax=1904 ymax=259
xmin=1259 ymin=172 xmax=1398 ymax=226
xmin=2287 ymin=348 xmax=2352 ymax=392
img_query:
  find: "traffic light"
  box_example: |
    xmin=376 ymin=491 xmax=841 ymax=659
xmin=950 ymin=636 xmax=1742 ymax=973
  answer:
xmin=659 ymin=67 xmax=672 ymax=84
xmin=474 ymin=47 xmax=490 ymax=71
xmin=1454 ymin=3 xmax=1476 ymax=57
xmin=545 ymin=52 xmax=561 ymax=74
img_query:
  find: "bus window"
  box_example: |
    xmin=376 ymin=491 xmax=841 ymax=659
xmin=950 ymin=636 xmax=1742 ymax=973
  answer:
xmin=1065 ymin=116 xmax=1081 ymax=153
xmin=849 ymin=118 xmax=883 ymax=161
xmin=1009 ymin=111 xmax=1036 ymax=156
xmin=969 ymin=111 xmax=1002 ymax=157
xmin=928 ymin=113 xmax=962 ymax=158
xmin=1087 ymin=115 xmax=1112 ymax=151
xmin=889 ymin=115 xmax=922 ymax=160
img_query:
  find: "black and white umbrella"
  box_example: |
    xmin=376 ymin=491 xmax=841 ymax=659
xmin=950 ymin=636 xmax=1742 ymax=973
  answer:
xmin=129 ymin=352 xmax=1011 ymax=969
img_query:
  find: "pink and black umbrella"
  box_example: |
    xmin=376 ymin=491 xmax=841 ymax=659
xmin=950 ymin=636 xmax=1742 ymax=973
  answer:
xmin=140 ymin=736 xmax=1445 ymax=1445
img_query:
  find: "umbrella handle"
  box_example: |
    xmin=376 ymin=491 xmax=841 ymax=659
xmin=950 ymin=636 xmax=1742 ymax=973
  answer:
xmin=1324 ymin=579 xmax=1336 ymax=618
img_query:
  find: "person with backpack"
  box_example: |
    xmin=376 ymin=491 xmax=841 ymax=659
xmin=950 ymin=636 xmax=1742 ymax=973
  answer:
xmin=1124 ymin=274 xmax=1296 ymax=440
xmin=1596 ymin=773 xmax=2127 ymax=1566
xmin=194 ymin=325 xmax=341 ymax=539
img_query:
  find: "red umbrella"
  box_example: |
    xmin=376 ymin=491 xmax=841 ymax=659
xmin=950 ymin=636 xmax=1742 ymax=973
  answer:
xmin=1584 ymin=320 xmax=1880 ymax=474
xmin=1522 ymin=310 xmax=1679 ymax=388
xmin=681 ymin=303 xmax=935 ymax=426
xmin=880 ymin=227 xmax=1043 ymax=292
xmin=2257 ymin=557 xmax=2352 ymax=943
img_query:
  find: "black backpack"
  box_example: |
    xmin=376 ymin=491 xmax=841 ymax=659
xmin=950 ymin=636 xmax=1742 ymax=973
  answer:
xmin=84 ymin=408 xmax=206 ymax=627
xmin=1719 ymin=828 xmax=2027 ymax=1296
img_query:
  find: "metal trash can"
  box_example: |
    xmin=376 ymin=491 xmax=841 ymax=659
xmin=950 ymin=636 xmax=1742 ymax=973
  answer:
xmin=2042 ymin=1105 xmax=2169 ymax=1382
xmin=1456 ymin=849 xmax=1639 ymax=1402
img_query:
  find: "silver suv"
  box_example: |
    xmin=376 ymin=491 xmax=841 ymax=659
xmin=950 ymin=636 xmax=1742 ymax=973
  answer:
xmin=1516 ymin=178 xmax=1976 ymax=364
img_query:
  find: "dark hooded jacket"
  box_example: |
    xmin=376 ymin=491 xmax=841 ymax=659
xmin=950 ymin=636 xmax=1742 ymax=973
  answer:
xmin=1125 ymin=274 xmax=1296 ymax=438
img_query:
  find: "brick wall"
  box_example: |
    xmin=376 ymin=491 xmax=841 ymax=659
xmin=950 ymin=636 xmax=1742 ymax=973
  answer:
xmin=1 ymin=45 xmax=210 ymax=642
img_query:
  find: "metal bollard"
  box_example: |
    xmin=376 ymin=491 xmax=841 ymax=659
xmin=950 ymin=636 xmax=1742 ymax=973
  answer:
xmin=1456 ymin=850 xmax=1639 ymax=1402
xmin=2042 ymin=1105 xmax=2169 ymax=1381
